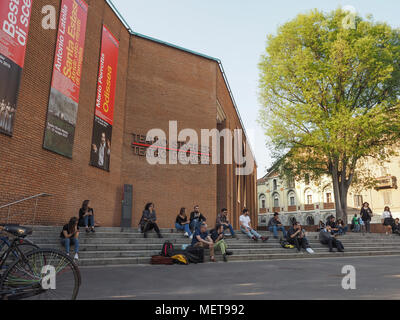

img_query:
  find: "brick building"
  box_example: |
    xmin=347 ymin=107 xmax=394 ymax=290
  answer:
xmin=0 ymin=0 xmax=257 ymax=229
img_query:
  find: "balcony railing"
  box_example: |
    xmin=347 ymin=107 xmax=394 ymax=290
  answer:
xmin=304 ymin=204 xmax=315 ymax=211
xmin=375 ymin=176 xmax=397 ymax=190
xmin=288 ymin=205 xmax=297 ymax=212
xmin=323 ymin=203 xmax=335 ymax=210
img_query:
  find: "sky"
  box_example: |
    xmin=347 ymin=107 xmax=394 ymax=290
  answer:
xmin=112 ymin=0 xmax=400 ymax=178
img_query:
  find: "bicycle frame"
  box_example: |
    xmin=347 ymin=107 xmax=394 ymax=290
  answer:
xmin=0 ymin=237 xmax=33 ymax=271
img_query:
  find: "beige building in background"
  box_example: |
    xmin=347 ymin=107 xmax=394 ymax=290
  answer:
xmin=257 ymin=156 xmax=400 ymax=227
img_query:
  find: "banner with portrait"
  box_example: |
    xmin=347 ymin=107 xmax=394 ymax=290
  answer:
xmin=0 ymin=0 xmax=33 ymax=136
xmin=43 ymin=0 xmax=88 ymax=158
xmin=90 ymin=25 xmax=119 ymax=171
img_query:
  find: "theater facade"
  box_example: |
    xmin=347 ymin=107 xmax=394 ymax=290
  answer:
xmin=0 ymin=0 xmax=257 ymax=229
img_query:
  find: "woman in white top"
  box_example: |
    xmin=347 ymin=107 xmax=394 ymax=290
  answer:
xmin=382 ymin=206 xmax=394 ymax=235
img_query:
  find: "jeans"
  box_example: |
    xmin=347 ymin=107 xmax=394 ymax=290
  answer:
xmin=175 ymin=223 xmax=192 ymax=237
xmin=364 ymin=220 xmax=371 ymax=233
xmin=84 ymin=215 xmax=95 ymax=228
xmin=190 ymin=219 xmax=202 ymax=233
xmin=288 ymin=237 xmax=310 ymax=251
xmin=338 ymin=226 xmax=348 ymax=235
xmin=61 ymin=238 xmax=79 ymax=254
xmin=353 ymin=224 xmax=360 ymax=232
xmin=269 ymin=225 xmax=287 ymax=238
xmin=223 ymin=224 xmax=235 ymax=236
xmin=240 ymin=226 xmax=262 ymax=239
xmin=214 ymin=240 xmax=228 ymax=255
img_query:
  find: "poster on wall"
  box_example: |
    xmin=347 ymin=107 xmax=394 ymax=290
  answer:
xmin=0 ymin=0 xmax=33 ymax=136
xmin=90 ymin=25 xmax=119 ymax=171
xmin=43 ymin=0 xmax=88 ymax=158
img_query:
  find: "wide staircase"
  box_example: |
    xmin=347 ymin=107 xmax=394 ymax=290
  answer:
xmin=22 ymin=226 xmax=400 ymax=266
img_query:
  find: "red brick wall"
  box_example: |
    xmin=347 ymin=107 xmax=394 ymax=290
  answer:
xmin=0 ymin=0 xmax=257 ymax=229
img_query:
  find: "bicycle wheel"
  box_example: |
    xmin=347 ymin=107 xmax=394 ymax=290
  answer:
xmin=5 ymin=241 xmax=39 ymax=267
xmin=0 ymin=248 xmax=81 ymax=300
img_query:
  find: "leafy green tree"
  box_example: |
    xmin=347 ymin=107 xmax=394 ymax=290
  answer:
xmin=258 ymin=9 xmax=400 ymax=222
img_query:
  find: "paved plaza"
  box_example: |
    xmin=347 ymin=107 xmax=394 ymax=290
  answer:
xmin=77 ymin=255 xmax=400 ymax=300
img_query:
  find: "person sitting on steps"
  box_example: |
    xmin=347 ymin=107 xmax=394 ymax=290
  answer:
xmin=60 ymin=217 xmax=80 ymax=261
xmin=268 ymin=212 xmax=287 ymax=239
xmin=240 ymin=208 xmax=269 ymax=242
xmin=216 ymin=208 xmax=236 ymax=238
xmin=191 ymin=223 xmax=216 ymax=262
xmin=286 ymin=222 xmax=314 ymax=254
xmin=189 ymin=205 xmax=207 ymax=233
xmin=175 ymin=207 xmax=192 ymax=239
xmin=140 ymin=202 xmax=163 ymax=239
xmin=210 ymin=224 xmax=233 ymax=262
xmin=319 ymin=225 xmax=344 ymax=253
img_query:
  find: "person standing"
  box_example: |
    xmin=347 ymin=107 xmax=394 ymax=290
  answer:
xmin=352 ymin=214 xmax=360 ymax=233
xmin=191 ymin=223 xmax=215 ymax=262
xmin=60 ymin=217 xmax=80 ymax=260
xmin=286 ymin=222 xmax=314 ymax=254
xmin=175 ymin=207 xmax=192 ymax=239
xmin=267 ymin=213 xmax=287 ymax=239
xmin=216 ymin=208 xmax=236 ymax=238
xmin=140 ymin=203 xmax=163 ymax=238
xmin=382 ymin=206 xmax=394 ymax=235
xmin=360 ymin=202 xmax=373 ymax=233
xmin=211 ymin=224 xmax=233 ymax=262
xmin=240 ymin=208 xmax=269 ymax=242
xmin=392 ymin=218 xmax=400 ymax=235
xmin=189 ymin=205 xmax=206 ymax=233
xmin=78 ymin=200 xmax=95 ymax=233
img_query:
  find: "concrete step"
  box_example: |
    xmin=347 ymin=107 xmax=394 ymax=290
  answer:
xmin=76 ymin=250 xmax=400 ymax=266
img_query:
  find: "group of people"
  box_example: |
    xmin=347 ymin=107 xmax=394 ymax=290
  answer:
xmin=59 ymin=200 xmax=96 ymax=260
xmin=0 ymin=100 xmax=16 ymax=134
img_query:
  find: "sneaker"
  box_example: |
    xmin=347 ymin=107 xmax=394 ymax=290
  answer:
xmin=74 ymin=253 xmax=79 ymax=260
xmin=226 ymin=251 xmax=233 ymax=256
xmin=158 ymin=234 xmax=163 ymax=239
xmin=223 ymin=254 xmax=228 ymax=262
xmin=252 ymin=236 xmax=258 ymax=242
xmin=261 ymin=236 xmax=269 ymax=243
xmin=189 ymin=235 xmax=193 ymax=240
xmin=85 ymin=228 xmax=90 ymax=233
xmin=91 ymin=228 xmax=96 ymax=233
xmin=184 ymin=232 xmax=189 ymax=237
xmin=306 ymin=248 xmax=315 ymax=254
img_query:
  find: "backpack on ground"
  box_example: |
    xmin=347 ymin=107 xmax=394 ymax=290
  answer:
xmin=151 ymin=255 xmax=174 ymax=265
xmin=161 ymin=241 xmax=174 ymax=257
xmin=185 ymin=246 xmax=204 ymax=263
xmin=280 ymin=239 xmax=294 ymax=249
xmin=171 ymin=254 xmax=189 ymax=265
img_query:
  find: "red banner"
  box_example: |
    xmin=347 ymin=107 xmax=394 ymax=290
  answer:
xmin=0 ymin=0 xmax=33 ymax=136
xmin=90 ymin=25 xmax=119 ymax=171
xmin=43 ymin=0 xmax=88 ymax=157
xmin=0 ymin=0 xmax=32 ymax=68
xmin=95 ymin=25 xmax=119 ymax=126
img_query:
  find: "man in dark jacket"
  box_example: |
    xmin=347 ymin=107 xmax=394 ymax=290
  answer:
xmin=268 ymin=213 xmax=287 ymax=239
xmin=287 ymin=222 xmax=314 ymax=254
xmin=216 ymin=208 xmax=236 ymax=238
xmin=190 ymin=205 xmax=207 ymax=233
xmin=319 ymin=226 xmax=344 ymax=252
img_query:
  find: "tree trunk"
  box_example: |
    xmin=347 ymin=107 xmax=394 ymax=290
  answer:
xmin=330 ymin=161 xmax=348 ymax=223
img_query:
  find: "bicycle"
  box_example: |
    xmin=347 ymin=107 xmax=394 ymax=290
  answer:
xmin=0 ymin=225 xmax=81 ymax=300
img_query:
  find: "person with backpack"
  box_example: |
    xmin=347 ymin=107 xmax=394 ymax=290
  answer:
xmin=175 ymin=207 xmax=192 ymax=239
xmin=189 ymin=205 xmax=207 ymax=233
xmin=140 ymin=203 xmax=163 ymax=238
xmin=286 ymin=222 xmax=314 ymax=254
xmin=360 ymin=202 xmax=373 ymax=233
xmin=319 ymin=225 xmax=344 ymax=253
xmin=211 ymin=224 xmax=233 ymax=262
xmin=60 ymin=217 xmax=80 ymax=260
xmin=191 ymin=223 xmax=215 ymax=262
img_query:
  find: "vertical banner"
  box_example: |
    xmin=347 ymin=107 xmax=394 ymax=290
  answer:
xmin=0 ymin=0 xmax=33 ymax=136
xmin=90 ymin=25 xmax=119 ymax=171
xmin=43 ymin=0 xmax=88 ymax=158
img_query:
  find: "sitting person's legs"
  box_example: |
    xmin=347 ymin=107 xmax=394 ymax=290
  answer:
xmin=224 ymin=224 xmax=235 ymax=236
xmin=241 ymin=226 xmax=254 ymax=239
xmin=269 ymin=226 xmax=279 ymax=238
xmin=61 ymin=238 xmax=71 ymax=254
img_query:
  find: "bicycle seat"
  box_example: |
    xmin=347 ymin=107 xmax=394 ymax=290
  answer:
xmin=2 ymin=225 xmax=33 ymax=238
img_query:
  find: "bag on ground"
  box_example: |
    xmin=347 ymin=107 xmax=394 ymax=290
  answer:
xmin=185 ymin=246 xmax=204 ymax=263
xmin=171 ymin=254 xmax=189 ymax=265
xmin=151 ymin=255 xmax=174 ymax=265
xmin=161 ymin=241 xmax=174 ymax=257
